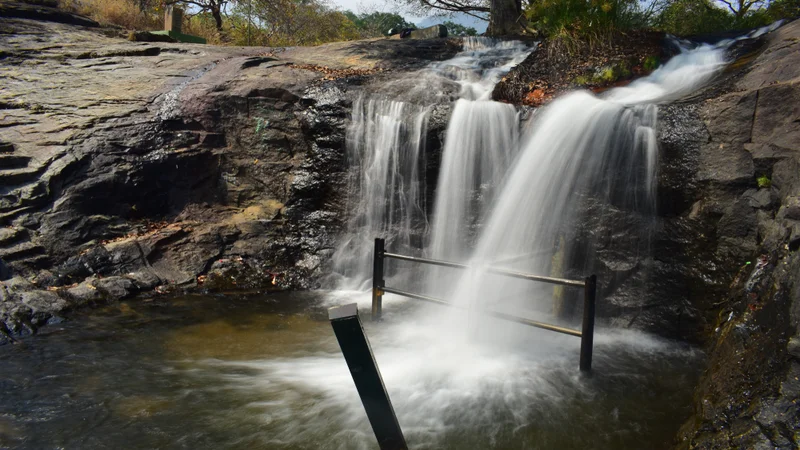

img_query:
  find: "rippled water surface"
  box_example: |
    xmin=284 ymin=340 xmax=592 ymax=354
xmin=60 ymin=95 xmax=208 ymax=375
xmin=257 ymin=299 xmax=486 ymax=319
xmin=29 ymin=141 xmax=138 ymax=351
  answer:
xmin=1 ymin=293 xmax=701 ymax=449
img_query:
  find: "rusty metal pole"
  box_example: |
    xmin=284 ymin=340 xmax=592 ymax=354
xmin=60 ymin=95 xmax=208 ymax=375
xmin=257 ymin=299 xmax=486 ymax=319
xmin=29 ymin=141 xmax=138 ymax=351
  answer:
xmin=580 ymin=274 xmax=597 ymax=373
xmin=372 ymin=238 xmax=385 ymax=321
xmin=328 ymin=303 xmax=408 ymax=450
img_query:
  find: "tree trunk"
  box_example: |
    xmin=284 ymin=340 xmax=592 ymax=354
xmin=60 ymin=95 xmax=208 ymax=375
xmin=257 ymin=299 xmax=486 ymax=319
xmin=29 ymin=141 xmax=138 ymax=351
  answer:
xmin=212 ymin=6 xmax=223 ymax=31
xmin=487 ymin=0 xmax=525 ymax=36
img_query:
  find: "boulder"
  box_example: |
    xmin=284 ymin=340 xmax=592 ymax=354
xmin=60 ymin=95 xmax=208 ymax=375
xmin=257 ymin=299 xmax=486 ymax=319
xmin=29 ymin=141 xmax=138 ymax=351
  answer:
xmin=92 ymin=276 xmax=136 ymax=299
xmin=408 ymin=25 xmax=448 ymax=39
xmin=64 ymin=281 xmax=102 ymax=306
xmin=19 ymin=290 xmax=67 ymax=315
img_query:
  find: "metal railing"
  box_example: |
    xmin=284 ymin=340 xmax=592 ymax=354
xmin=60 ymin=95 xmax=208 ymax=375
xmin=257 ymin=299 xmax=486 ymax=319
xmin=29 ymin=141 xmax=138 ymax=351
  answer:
xmin=371 ymin=238 xmax=597 ymax=372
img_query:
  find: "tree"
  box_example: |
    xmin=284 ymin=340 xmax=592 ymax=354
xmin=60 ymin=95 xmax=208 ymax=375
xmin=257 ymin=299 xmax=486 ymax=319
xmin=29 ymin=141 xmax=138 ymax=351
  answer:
xmin=169 ymin=0 xmax=233 ymax=31
xmin=766 ymin=0 xmax=800 ymax=20
xmin=487 ymin=0 xmax=524 ymax=34
xmin=227 ymin=0 xmax=361 ymax=46
xmin=442 ymin=20 xmax=478 ymax=35
xmin=654 ymin=0 xmax=736 ymax=34
xmin=396 ymin=0 xmax=525 ymax=35
xmin=717 ymin=0 xmax=766 ymax=16
xmin=345 ymin=11 xmax=417 ymax=36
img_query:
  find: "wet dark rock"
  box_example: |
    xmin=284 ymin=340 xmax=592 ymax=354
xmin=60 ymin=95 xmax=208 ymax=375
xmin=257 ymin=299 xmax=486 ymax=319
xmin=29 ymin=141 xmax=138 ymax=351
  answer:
xmin=92 ymin=276 xmax=136 ymax=299
xmin=742 ymin=188 xmax=774 ymax=209
xmin=672 ymin=20 xmax=800 ymax=450
xmin=5 ymin=276 xmax=33 ymax=292
xmin=64 ymin=281 xmax=102 ymax=306
xmin=790 ymin=223 xmax=800 ymax=251
xmin=777 ymin=196 xmax=800 ymax=221
xmin=202 ymin=256 xmax=282 ymax=291
xmin=0 ymin=258 xmax=11 ymax=280
xmin=126 ymin=270 xmax=162 ymax=291
xmin=19 ymin=290 xmax=67 ymax=315
xmin=717 ymin=197 xmax=758 ymax=239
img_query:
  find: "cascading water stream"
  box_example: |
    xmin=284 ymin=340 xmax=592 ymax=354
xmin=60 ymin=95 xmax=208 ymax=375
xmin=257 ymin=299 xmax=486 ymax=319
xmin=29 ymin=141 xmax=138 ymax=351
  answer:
xmin=424 ymin=40 xmax=529 ymax=292
xmin=435 ymin=25 xmax=781 ymax=340
xmin=330 ymin=97 xmax=431 ymax=290
xmin=331 ymin=38 xmax=532 ymax=290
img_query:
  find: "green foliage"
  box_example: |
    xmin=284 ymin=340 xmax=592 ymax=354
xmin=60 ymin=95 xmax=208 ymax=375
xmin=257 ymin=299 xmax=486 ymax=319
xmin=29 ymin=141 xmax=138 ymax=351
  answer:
xmin=757 ymin=174 xmax=772 ymax=188
xmin=254 ymin=117 xmax=269 ymax=136
xmin=224 ymin=0 xmax=361 ymax=46
xmin=654 ymin=0 xmax=750 ymax=34
xmin=573 ymin=74 xmax=591 ymax=85
xmin=651 ymin=0 xmax=799 ymax=36
xmin=643 ymin=54 xmax=660 ymax=71
xmin=598 ymin=66 xmax=616 ymax=81
xmin=525 ymin=0 xmax=650 ymax=53
xmin=344 ymin=11 xmax=417 ymax=37
xmin=526 ymin=0 xmax=796 ymax=51
xmin=442 ymin=20 xmax=478 ymax=36
xmin=574 ymin=60 xmax=632 ymax=85
xmin=766 ymin=0 xmax=800 ymax=20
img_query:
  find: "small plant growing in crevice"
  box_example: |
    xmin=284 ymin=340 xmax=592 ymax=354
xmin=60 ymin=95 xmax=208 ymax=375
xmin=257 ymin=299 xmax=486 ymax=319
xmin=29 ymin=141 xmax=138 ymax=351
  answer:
xmin=757 ymin=174 xmax=771 ymax=189
xmin=643 ymin=55 xmax=660 ymax=72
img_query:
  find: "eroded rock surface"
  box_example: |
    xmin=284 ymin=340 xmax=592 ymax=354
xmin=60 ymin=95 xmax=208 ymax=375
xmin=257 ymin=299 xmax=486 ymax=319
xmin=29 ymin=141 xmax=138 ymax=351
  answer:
xmin=0 ymin=7 xmax=458 ymax=343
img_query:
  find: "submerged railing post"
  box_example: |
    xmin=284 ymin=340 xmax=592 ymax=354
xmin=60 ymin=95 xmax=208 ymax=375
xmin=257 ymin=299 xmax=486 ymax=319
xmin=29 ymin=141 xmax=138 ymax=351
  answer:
xmin=328 ymin=303 xmax=408 ymax=450
xmin=580 ymin=274 xmax=597 ymax=373
xmin=372 ymin=238 xmax=385 ymax=321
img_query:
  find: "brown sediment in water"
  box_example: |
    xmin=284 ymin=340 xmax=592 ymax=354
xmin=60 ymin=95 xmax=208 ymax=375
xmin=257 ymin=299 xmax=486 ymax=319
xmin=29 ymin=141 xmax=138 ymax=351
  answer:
xmin=163 ymin=314 xmax=336 ymax=361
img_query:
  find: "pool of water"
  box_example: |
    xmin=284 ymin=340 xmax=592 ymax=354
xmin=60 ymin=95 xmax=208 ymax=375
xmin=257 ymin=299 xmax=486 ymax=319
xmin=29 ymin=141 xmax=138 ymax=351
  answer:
xmin=0 ymin=292 xmax=701 ymax=449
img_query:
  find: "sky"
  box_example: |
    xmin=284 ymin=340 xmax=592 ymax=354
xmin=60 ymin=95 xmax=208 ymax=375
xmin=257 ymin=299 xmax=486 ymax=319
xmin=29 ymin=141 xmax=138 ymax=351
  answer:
xmin=327 ymin=0 xmax=424 ymax=20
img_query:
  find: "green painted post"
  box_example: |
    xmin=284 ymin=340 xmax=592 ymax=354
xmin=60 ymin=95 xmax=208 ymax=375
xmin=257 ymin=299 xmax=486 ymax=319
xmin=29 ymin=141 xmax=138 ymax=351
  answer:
xmin=372 ymin=238 xmax=385 ymax=321
xmin=580 ymin=275 xmax=597 ymax=372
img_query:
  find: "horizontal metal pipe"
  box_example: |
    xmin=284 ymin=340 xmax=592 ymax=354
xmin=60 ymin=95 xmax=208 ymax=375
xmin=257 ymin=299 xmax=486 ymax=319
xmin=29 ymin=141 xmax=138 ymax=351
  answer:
xmin=382 ymin=252 xmax=585 ymax=288
xmin=382 ymin=252 xmax=469 ymax=270
xmin=485 ymin=267 xmax=587 ymax=287
xmin=490 ymin=249 xmax=553 ymax=266
xmin=381 ymin=286 xmax=583 ymax=338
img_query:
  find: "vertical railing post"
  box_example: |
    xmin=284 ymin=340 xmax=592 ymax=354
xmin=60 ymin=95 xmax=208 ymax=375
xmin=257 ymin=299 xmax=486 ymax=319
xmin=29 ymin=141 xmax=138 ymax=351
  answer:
xmin=580 ymin=274 xmax=597 ymax=373
xmin=372 ymin=238 xmax=385 ymax=321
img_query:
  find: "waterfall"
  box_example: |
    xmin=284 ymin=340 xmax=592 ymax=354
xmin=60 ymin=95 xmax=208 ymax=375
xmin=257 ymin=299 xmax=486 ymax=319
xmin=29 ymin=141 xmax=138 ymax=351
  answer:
xmin=427 ymin=100 xmax=518 ymax=263
xmin=331 ymin=97 xmax=431 ymax=290
xmin=332 ymin=38 xmax=533 ymax=289
xmin=333 ymin=23 xmax=776 ymax=301
xmin=436 ymin=42 xmax=734 ymax=345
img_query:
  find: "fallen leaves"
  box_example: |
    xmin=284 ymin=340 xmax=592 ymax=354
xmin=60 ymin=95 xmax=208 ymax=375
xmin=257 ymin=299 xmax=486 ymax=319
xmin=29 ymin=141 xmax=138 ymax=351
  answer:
xmin=287 ymin=63 xmax=389 ymax=81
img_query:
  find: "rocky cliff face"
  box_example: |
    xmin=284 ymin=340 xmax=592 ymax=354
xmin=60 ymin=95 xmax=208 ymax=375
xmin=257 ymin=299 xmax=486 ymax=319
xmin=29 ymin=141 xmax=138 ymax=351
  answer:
xmin=667 ymin=22 xmax=800 ymax=449
xmin=0 ymin=8 xmax=459 ymax=343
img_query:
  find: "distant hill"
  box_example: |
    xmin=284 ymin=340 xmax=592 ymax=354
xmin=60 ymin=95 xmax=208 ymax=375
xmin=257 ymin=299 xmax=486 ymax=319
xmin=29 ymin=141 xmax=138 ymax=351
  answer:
xmin=417 ymin=12 xmax=488 ymax=34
